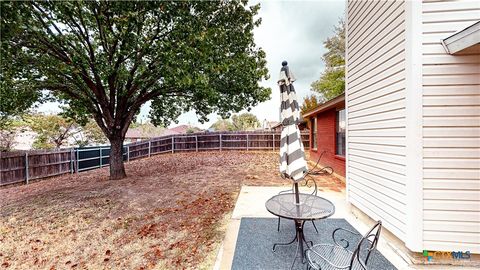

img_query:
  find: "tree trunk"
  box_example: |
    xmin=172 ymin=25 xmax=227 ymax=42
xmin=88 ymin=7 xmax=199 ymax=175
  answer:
xmin=109 ymin=135 xmax=126 ymax=180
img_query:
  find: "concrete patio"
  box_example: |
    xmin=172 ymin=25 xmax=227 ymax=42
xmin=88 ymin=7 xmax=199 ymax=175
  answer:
xmin=214 ymin=186 xmax=477 ymax=270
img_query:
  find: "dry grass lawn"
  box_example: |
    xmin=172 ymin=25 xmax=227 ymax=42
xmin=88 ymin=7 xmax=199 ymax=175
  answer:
xmin=0 ymin=151 xmax=344 ymax=270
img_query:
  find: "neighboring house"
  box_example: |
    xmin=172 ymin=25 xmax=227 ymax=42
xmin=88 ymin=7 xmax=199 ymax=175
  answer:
xmin=270 ymin=122 xmax=283 ymax=132
xmin=12 ymin=128 xmax=36 ymax=150
xmin=346 ymin=0 xmax=479 ymax=256
xmin=302 ymin=94 xmax=346 ymax=178
xmin=261 ymin=120 xmax=280 ymax=131
xmin=12 ymin=127 xmax=81 ymax=150
xmin=125 ymin=124 xmax=202 ymax=143
xmin=125 ymin=127 xmax=178 ymax=143
xmin=169 ymin=124 xmax=202 ymax=134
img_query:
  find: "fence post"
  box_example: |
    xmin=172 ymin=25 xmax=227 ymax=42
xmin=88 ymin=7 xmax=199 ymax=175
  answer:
xmin=99 ymin=147 xmax=103 ymax=168
xmin=246 ymin=134 xmax=249 ymax=151
xmin=127 ymin=145 xmax=130 ymax=162
xmin=272 ymin=134 xmax=275 ymax=151
xmin=195 ymin=135 xmax=198 ymax=152
xmin=171 ymin=136 xmax=174 ymax=153
xmin=25 ymin=152 xmax=29 ymax=184
xmin=148 ymin=140 xmax=151 ymax=157
xmin=76 ymin=149 xmax=79 ymax=174
xmin=219 ymin=134 xmax=222 ymax=151
xmin=70 ymin=149 xmax=74 ymax=173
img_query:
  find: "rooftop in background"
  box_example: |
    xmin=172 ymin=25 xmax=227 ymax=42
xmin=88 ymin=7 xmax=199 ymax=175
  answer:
xmin=125 ymin=126 xmax=176 ymax=140
xmin=262 ymin=120 xmax=280 ymax=130
xmin=169 ymin=124 xmax=202 ymax=134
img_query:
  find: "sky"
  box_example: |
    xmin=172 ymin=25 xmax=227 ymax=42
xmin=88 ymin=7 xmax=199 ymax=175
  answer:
xmin=37 ymin=0 xmax=345 ymax=129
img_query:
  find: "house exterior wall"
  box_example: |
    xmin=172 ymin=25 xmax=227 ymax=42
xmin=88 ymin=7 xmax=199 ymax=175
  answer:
xmin=421 ymin=0 xmax=480 ymax=253
xmin=309 ymin=108 xmax=346 ymax=177
xmin=346 ymin=0 xmax=408 ymax=241
xmin=347 ymin=0 xmax=480 ymax=254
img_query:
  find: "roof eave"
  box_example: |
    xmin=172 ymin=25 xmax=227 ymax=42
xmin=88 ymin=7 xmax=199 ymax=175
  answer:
xmin=302 ymin=94 xmax=345 ymax=118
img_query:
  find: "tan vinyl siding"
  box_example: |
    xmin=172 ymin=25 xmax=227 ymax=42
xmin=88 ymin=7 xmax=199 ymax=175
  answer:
xmin=346 ymin=0 xmax=407 ymax=240
xmin=421 ymin=0 xmax=480 ymax=253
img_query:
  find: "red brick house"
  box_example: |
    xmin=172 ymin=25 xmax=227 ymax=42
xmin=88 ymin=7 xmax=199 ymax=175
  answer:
xmin=302 ymin=94 xmax=345 ymax=178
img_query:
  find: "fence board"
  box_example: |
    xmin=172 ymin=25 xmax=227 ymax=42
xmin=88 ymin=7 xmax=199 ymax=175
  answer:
xmin=1 ymin=131 xmax=309 ymax=186
xmin=0 ymin=149 xmax=73 ymax=186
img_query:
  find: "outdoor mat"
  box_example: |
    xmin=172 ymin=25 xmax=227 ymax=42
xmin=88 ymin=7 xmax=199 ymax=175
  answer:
xmin=232 ymin=217 xmax=397 ymax=270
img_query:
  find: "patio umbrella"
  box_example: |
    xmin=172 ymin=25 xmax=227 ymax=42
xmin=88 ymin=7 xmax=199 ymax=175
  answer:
xmin=278 ymin=61 xmax=307 ymax=182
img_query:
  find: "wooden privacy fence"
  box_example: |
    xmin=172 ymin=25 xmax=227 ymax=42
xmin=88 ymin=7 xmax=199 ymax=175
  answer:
xmin=0 ymin=149 xmax=74 ymax=186
xmin=0 ymin=131 xmax=309 ymax=186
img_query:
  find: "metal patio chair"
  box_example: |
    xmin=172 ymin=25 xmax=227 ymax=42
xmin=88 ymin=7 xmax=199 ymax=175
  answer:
xmin=277 ymin=174 xmax=319 ymax=233
xmin=305 ymin=221 xmax=382 ymax=270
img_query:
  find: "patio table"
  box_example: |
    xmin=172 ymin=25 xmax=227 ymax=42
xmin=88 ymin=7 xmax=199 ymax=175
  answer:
xmin=265 ymin=193 xmax=335 ymax=269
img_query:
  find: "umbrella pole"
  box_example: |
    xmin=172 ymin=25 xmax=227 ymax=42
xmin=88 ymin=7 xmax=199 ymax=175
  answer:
xmin=294 ymin=182 xmax=300 ymax=205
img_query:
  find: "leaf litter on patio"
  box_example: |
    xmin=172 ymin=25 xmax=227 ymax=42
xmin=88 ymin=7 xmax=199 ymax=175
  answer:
xmin=0 ymin=151 xmax=344 ymax=269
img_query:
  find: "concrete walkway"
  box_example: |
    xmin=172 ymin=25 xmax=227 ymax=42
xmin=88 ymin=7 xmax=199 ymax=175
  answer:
xmin=214 ymin=186 xmax=476 ymax=270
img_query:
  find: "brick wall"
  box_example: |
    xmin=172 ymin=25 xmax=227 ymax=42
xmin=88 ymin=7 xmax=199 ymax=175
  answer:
xmin=309 ymin=108 xmax=346 ymax=177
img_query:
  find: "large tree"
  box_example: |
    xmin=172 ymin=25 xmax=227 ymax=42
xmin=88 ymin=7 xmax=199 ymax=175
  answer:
xmin=210 ymin=118 xmax=235 ymax=131
xmin=25 ymin=114 xmax=78 ymax=149
xmin=231 ymin=112 xmax=259 ymax=131
xmin=2 ymin=1 xmax=270 ymax=179
xmin=311 ymin=19 xmax=345 ymax=100
xmin=210 ymin=113 xmax=259 ymax=131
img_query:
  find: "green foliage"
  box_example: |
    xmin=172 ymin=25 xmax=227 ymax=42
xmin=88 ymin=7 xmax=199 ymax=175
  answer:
xmin=128 ymin=122 xmax=165 ymax=137
xmin=0 ymin=85 xmax=42 ymax=128
xmin=2 ymin=0 xmax=270 ymax=139
xmin=300 ymin=94 xmax=320 ymax=115
xmin=75 ymin=120 xmax=108 ymax=147
xmin=311 ymin=18 xmax=345 ymax=100
xmin=210 ymin=118 xmax=235 ymax=131
xmin=24 ymin=114 xmax=106 ymax=149
xmin=232 ymin=113 xmax=260 ymax=131
xmin=2 ymin=0 xmax=270 ymax=178
xmin=0 ymin=118 xmax=30 ymax=151
xmin=25 ymin=114 xmax=76 ymax=149
xmin=210 ymin=113 xmax=259 ymax=131
xmin=0 ymin=2 xmax=44 ymax=126
xmin=184 ymin=126 xmax=201 ymax=134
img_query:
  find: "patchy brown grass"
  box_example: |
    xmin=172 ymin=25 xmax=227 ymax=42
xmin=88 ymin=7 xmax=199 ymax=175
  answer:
xmin=0 ymin=151 xmax=344 ymax=270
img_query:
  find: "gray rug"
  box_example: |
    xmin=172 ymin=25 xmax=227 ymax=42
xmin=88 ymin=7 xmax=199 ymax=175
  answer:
xmin=232 ymin=218 xmax=397 ymax=270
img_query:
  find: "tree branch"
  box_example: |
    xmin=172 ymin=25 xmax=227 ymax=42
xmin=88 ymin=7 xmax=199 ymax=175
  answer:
xmin=91 ymin=2 xmax=110 ymax=54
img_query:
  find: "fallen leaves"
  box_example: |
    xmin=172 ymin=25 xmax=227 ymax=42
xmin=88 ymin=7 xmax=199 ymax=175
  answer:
xmin=0 ymin=151 xmax=344 ymax=270
xmin=137 ymin=223 xmax=159 ymax=238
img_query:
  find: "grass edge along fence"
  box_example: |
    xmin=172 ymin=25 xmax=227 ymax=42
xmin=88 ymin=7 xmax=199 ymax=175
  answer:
xmin=0 ymin=131 xmax=309 ymax=187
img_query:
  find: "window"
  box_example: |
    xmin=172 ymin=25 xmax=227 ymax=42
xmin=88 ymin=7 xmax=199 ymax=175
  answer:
xmin=336 ymin=109 xmax=346 ymax=156
xmin=311 ymin=117 xmax=317 ymax=150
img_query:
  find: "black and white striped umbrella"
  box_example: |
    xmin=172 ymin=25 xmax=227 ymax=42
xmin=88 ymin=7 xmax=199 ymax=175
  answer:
xmin=278 ymin=61 xmax=307 ymax=182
